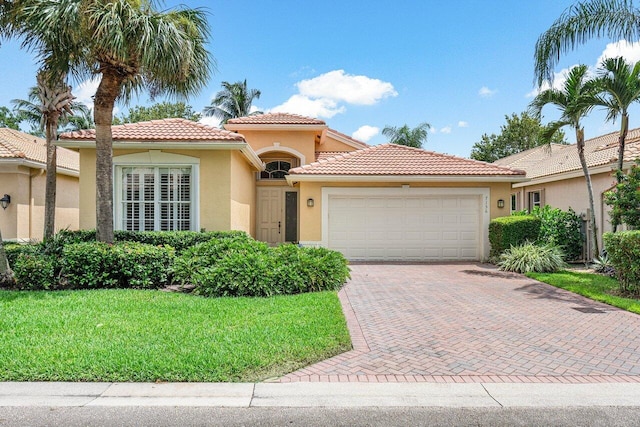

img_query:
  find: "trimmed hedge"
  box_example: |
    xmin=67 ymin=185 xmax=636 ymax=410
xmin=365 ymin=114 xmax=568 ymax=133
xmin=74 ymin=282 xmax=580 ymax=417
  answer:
xmin=604 ymin=231 xmax=640 ymax=295
xmin=489 ymin=215 xmax=541 ymax=258
xmin=13 ymin=253 xmax=56 ymax=290
xmin=61 ymin=241 xmax=175 ymax=289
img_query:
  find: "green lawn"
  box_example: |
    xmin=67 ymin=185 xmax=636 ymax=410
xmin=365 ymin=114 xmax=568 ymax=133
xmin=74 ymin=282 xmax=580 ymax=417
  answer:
xmin=0 ymin=289 xmax=351 ymax=382
xmin=527 ymin=270 xmax=640 ymax=315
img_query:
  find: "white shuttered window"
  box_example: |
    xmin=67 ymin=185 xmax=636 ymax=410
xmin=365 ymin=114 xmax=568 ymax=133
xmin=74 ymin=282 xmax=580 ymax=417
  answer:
xmin=120 ymin=167 xmax=192 ymax=231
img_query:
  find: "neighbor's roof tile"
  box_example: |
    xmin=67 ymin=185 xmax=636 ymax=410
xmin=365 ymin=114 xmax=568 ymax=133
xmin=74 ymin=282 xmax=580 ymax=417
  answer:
xmin=495 ymin=128 xmax=640 ymax=179
xmin=292 ymin=144 xmax=525 ymax=176
xmin=0 ymin=128 xmax=79 ymax=171
xmin=60 ymin=118 xmax=244 ymax=142
xmin=226 ymin=113 xmax=326 ymax=125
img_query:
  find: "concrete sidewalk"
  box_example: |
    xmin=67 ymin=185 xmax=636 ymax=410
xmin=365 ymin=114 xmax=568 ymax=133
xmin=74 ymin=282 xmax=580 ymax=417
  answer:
xmin=2 ymin=382 xmax=640 ymax=408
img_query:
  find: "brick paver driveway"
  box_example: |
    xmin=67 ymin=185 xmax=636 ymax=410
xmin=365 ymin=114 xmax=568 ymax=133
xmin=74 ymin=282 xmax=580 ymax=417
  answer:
xmin=277 ymin=263 xmax=640 ymax=383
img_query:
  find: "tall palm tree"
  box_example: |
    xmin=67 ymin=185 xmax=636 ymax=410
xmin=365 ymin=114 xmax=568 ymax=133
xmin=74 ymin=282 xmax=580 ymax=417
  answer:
xmin=594 ymin=57 xmax=640 ymax=174
xmin=529 ymin=65 xmax=602 ymax=258
xmin=3 ymin=0 xmax=212 ymax=243
xmin=382 ymin=122 xmax=431 ymax=148
xmin=203 ymin=80 xmax=262 ymax=125
xmin=534 ymin=0 xmax=640 ymax=86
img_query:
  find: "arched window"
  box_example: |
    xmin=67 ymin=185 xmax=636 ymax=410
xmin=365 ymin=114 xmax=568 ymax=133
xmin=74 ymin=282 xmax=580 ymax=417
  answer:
xmin=260 ymin=160 xmax=292 ymax=179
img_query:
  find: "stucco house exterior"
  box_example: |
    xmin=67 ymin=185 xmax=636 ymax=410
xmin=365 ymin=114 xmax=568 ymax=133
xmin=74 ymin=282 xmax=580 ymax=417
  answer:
xmin=0 ymin=128 xmax=79 ymax=241
xmin=59 ymin=113 xmax=526 ymax=261
xmin=494 ymin=128 xmax=640 ymax=259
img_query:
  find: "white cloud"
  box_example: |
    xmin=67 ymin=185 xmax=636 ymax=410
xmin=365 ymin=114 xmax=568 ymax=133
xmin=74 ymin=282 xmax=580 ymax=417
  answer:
xmin=440 ymin=126 xmax=452 ymax=134
xmin=270 ymin=70 xmax=396 ymax=119
xmin=478 ymin=86 xmax=497 ymax=98
xmin=352 ymin=125 xmax=379 ymax=142
xmin=458 ymin=121 xmax=468 ymax=128
xmin=199 ymin=116 xmax=222 ymax=128
xmin=271 ymin=94 xmax=346 ymax=118
xmin=597 ymin=40 xmax=640 ymax=65
xmin=297 ymin=70 xmax=397 ymax=105
xmin=73 ymin=77 xmax=100 ymax=109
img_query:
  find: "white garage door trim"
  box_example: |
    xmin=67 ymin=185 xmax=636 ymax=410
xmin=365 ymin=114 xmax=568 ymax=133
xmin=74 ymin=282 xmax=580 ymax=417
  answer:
xmin=321 ymin=187 xmax=490 ymax=261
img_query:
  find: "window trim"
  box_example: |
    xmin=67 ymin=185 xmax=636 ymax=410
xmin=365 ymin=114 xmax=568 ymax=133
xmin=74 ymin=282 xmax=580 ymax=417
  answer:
xmin=113 ymin=150 xmax=200 ymax=231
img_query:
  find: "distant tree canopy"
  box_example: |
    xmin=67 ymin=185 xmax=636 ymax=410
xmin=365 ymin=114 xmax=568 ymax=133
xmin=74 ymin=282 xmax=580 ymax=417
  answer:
xmin=470 ymin=112 xmax=568 ymax=163
xmin=113 ymin=102 xmax=201 ymax=125
xmin=0 ymin=106 xmax=23 ymax=130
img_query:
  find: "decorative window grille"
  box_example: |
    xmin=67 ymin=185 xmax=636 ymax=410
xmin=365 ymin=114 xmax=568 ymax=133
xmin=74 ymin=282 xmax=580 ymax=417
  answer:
xmin=120 ymin=167 xmax=192 ymax=231
xmin=260 ymin=160 xmax=292 ymax=179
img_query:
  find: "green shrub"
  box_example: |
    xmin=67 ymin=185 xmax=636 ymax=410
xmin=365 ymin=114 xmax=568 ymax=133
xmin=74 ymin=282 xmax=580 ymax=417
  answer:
xmin=4 ymin=243 xmax=42 ymax=266
xmin=489 ymin=216 xmax=541 ymax=258
xmin=605 ymin=159 xmax=640 ymax=229
xmin=604 ymin=231 xmax=640 ymax=295
xmin=281 ymin=245 xmax=351 ymax=293
xmin=499 ymin=242 xmax=566 ymax=273
xmin=13 ymin=253 xmax=56 ymax=290
xmin=196 ymin=251 xmax=277 ymax=297
xmin=531 ymin=206 xmax=583 ymax=261
xmin=62 ymin=241 xmax=175 ymax=289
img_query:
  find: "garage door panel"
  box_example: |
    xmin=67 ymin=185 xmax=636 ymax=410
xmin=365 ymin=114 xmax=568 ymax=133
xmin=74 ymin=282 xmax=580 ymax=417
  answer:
xmin=327 ymin=194 xmax=481 ymax=261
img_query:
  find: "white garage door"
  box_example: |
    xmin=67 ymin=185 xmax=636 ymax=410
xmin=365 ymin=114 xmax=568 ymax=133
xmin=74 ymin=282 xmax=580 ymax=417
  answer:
xmin=327 ymin=192 xmax=483 ymax=261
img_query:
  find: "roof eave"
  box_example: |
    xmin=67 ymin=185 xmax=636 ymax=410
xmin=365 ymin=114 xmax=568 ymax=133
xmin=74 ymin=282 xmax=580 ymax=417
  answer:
xmin=286 ymin=174 xmax=528 ymax=184
xmin=0 ymin=157 xmax=79 ymax=176
xmin=324 ymin=129 xmax=368 ymax=149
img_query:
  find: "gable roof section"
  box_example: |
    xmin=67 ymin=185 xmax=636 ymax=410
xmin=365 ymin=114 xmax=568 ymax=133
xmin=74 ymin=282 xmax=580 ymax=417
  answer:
xmin=289 ymin=144 xmax=526 ymax=182
xmin=60 ymin=118 xmax=244 ymax=142
xmin=58 ymin=118 xmax=263 ymax=171
xmin=225 ymin=113 xmax=328 ymax=132
xmin=0 ymin=128 xmax=79 ymax=174
xmin=496 ymin=128 xmax=640 ymax=182
xmin=324 ymin=128 xmax=369 ymax=149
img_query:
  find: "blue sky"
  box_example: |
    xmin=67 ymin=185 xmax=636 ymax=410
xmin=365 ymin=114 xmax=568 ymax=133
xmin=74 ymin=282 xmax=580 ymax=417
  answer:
xmin=1 ymin=0 xmax=640 ymax=157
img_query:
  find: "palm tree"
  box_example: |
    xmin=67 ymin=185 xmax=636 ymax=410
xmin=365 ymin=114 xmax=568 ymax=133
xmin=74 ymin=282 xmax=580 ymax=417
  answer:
xmin=203 ymin=80 xmax=262 ymax=125
xmin=529 ymin=65 xmax=602 ymax=258
xmin=594 ymin=57 xmax=640 ymax=174
xmin=534 ymin=0 xmax=640 ymax=86
xmin=382 ymin=122 xmax=431 ymax=148
xmin=3 ymin=0 xmax=212 ymax=243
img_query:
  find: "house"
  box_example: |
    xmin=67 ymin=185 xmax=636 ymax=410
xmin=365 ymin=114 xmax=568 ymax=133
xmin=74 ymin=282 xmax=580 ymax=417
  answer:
xmin=59 ymin=113 xmax=526 ymax=261
xmin=494 ymin=128 xmax=640 ymax=258
xmin=0 ymin=128 xmax=79 ymax=241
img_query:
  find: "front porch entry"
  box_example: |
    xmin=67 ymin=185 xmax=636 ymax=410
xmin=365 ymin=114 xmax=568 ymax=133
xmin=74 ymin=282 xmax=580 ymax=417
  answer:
xmin=256 ymin=186 xmax=298 ymax=245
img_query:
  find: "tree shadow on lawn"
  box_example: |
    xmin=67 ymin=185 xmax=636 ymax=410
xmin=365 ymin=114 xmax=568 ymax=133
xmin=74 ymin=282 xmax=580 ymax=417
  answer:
xmin=512 ymin=282 xmax=620 ymax=311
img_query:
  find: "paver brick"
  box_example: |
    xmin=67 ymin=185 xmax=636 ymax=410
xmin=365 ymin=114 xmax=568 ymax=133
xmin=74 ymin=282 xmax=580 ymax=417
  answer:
xmin=276 ymin=264 xmax=640 ymax=383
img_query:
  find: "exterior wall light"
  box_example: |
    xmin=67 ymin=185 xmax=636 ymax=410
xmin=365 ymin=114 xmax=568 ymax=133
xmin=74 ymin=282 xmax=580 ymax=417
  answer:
xmin=307 ymin=198 xmax=314 ymax=207
xmin=497 ymin=199 xmax=505 ymax=209
xmin=0 ymin=194 xmax=10 ymax=210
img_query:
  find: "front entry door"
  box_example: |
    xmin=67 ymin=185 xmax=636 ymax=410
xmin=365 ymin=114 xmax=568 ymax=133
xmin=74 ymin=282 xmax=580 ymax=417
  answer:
xmin=257 ymin=187 xmax=298 ymax=245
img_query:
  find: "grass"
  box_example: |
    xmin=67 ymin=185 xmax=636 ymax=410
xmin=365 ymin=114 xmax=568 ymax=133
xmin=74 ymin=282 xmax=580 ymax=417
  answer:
xmin=0 ymin=289 xmax=351 ymax=382
xmin=527 ymin=270 xmax=640 ymax=315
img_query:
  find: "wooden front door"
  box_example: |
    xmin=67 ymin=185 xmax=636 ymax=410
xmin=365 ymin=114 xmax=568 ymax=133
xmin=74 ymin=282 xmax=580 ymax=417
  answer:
xmin=257 ymin=187 xmax=298 ymax=245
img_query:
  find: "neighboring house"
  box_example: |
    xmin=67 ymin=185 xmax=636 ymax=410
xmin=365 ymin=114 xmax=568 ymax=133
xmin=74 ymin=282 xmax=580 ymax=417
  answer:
xmin=494 ymin=128 xmax=640 ymax=259
xmin=59 ymin=113 xmax=526 ymax=261
xmin=0 ymin=128 xmax=79 ymax=241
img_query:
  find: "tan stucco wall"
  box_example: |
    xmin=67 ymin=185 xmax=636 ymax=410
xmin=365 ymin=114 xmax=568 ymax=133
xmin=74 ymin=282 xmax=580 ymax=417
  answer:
xmin=297 ymin=181 xmax=513 ymax=242
xmin=229 ymin=150 xmax=255 ymax=235
xmin=317 ymin=134 xmax=362 ymax=153
xmin=0 ymin=166 xmax=78 ymax=241
xmin=241 ymin=130 xmax=319 ymax=166
xmin=78 ymin=148 xmax=256 ymax=234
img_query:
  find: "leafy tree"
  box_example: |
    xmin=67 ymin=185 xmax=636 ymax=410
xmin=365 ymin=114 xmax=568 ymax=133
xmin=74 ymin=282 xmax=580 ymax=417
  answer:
xmin=470 ymin=112 xmax=567 ymax=162
xmin=3 ymin=0 xmax=212 ymax=243
xmin=203 ymin=80 xmax=262 ymax=125
xmin=534 ymin=0 xmax=640 ymax=86
xmin=605 ymin=159 xmax=640 ymax=229
xmin=382 ymin=122 xmax=431 ymax=148
xmin=594 ymin=57 xmax=640 ymax=181
xmin=0 ymin=106 xmax=23 ymax=130
xmin=113 ymin=102 xmax=201 ymax=125
xmin=529 ymin=65 xmax=601 ymax=257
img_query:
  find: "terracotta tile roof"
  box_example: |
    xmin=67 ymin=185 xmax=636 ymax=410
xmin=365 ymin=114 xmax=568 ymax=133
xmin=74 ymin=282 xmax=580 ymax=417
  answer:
xmin=315 ymin=151 xmax=352 ymax=162
xmin=60 ymin=118 xmax=244 ymax=142
xmin=495 ymin=128 xmax=640 ymax=179
xmin=226 ymin=113 xmax=326 ymax=125
xmin=0 ymin=128 xmax=79 ymax=172
xmin=325 ymin=128 xmax=369 ymax=149
xmin=291 ymin=144 xmax=525 ymax=176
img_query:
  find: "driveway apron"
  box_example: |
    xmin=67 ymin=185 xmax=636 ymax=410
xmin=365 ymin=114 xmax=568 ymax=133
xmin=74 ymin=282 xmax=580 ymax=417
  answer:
xmin=276 ymin=263 xmax=640 ymax=383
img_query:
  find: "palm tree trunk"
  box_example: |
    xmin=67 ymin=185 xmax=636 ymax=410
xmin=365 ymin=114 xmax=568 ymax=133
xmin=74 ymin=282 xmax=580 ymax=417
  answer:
xmin=43 ymin=113 xmax=59 ymax=241
xmin=612 ymin=113 xmax=629 ymax=233
xmin=577 ymin=128 xmax=599 ymax=258
xmin=0 ymin=226 xmax=13 ymax=285
xmin=93 ymin=68 xmax=124 ymax=243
